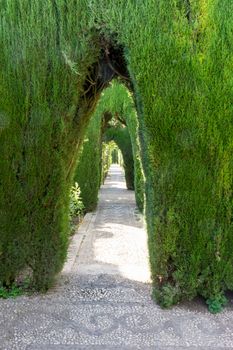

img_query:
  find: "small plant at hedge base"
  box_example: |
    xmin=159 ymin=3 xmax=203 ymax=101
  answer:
xmin=206 ymin=294 xmax=228 ymax=314
xmin=152 ymin=284 xmax=181 ymax=309
xmin=0 ymin=275 xmax=35 ymax=299
xmin=69 ymin=182 xmax=84 ymax=221
xmin=0 ymin=284 xmax=23 ymax=299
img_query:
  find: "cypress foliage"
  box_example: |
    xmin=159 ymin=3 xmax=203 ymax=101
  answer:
xmin=73 ymin=113 xmax=102 ymax=212
xmin=0 ymin=0 xmax=104 ymax=289
xmin=0 ymin=1 xmax=232 ymax=311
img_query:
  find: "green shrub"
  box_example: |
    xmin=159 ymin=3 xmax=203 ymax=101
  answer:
xmin=0 ymin=287 xmax=22 ymax=299
xmin=69 ymin=182 xmax=84 ymax=219
xmin=207 ymin=294 xmax=228 ymax=314
xmin=152 ymin=284 xmax=181 ymax=309
xmin=0 ymin=283 xmax=23 ymax=299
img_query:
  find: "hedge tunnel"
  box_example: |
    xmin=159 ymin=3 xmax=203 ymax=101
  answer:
xmin=74 ymin=80 xmax=144 ymax=213
xmin=0 ymin=1 xmax=233 ymax=312
xmin=104 ymin=122 xmax=135 ymax=191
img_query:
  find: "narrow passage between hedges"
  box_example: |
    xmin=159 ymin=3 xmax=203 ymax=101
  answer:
xmin=1 ymin=165 xmax=233 ymax=349
xmin=73 ymin=164 xmax=151 ymax=282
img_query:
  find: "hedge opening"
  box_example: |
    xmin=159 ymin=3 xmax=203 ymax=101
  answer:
xmin=74 ymin=80 xmax=144 ymax=213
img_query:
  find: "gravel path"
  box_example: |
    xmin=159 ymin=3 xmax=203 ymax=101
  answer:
xmin=74 ymin=165 xmax=151 ymax=282
xmin=1 ymin=164 xmax=233 ymax=350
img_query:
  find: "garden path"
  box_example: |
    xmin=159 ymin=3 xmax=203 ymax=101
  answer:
xmin=1 ymin=165 xmax=233 ymax=349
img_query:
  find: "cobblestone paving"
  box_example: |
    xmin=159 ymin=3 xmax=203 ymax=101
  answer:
xmin=1 ymin=165 xmax=233 ymax=350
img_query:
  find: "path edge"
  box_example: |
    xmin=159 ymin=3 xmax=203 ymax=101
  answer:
xmin=61 ymin=211 xmax=97 ymax=275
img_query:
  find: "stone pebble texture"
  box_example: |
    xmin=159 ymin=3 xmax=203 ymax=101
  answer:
xmin=1 ymin=165 xmax=233 ymax=350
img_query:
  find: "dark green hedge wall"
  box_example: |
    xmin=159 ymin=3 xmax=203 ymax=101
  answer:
xmin=0 ymin=1 xmax=103 ymax=289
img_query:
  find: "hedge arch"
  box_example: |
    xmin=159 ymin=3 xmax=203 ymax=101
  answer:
xmin=0 ymin=1 xmax=233 ymax=312
xmin=99 ymin=82 xmax=145 ymax=212
xmin=74 ymin=80 xmax=144 ymax=213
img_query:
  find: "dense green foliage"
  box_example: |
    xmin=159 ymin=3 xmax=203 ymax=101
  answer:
xmin=69 ymin=182 xmax=84 ymax=219
xmin=74 ymin=81 xmax=142 ymax=211
xmin=74 ymin=112 xmax=102 ymax=212
xmin=0 ymin=0 xmax=101 ymax=289
xmin=0 ymin=1 xmax=232 ymax=312
xmin=0 ymin=284 xmax=23 ymax=299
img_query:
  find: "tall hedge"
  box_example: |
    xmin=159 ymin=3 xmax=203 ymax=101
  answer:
xmin=0 ymin=0 xmax=233 ymax=311
xmin=0 ymin=0 xmax=106 ymax=289
xmin=73 ymin=112 xmax=102 ymax=212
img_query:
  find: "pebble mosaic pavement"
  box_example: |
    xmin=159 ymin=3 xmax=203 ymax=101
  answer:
xmin=1 ymin=165 xmax=233 ymax=350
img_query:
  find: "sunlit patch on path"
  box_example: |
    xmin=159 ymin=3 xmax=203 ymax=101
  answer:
xmin=74 ymin=164 xmax=151 ymax=283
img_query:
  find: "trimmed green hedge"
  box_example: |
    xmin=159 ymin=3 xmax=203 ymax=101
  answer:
xmin=0 ymin=1 xmax=102 ymax=289
xmin=1 ymin=1 xmax=233 ymax=312
xmin=73 ymin=112 xmax=102 ymax=212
